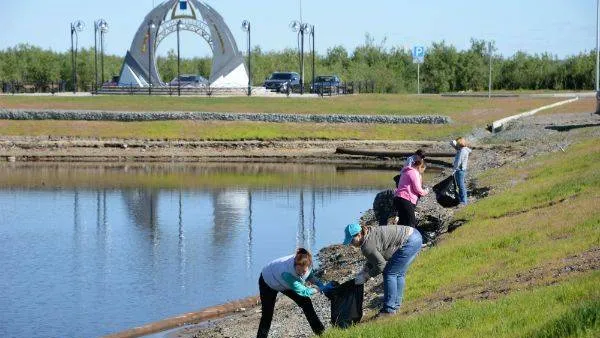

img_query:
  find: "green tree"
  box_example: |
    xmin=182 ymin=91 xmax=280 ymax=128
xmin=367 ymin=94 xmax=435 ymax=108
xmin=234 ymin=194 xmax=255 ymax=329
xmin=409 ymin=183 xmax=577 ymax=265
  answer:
xmin=421 ymin=41 xmax=459 ymax=93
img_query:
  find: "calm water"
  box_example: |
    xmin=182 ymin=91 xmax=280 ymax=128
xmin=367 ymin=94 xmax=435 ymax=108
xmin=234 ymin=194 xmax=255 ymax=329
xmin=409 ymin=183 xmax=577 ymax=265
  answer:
xmin=0 ymin=163 xmax=400 ymax=338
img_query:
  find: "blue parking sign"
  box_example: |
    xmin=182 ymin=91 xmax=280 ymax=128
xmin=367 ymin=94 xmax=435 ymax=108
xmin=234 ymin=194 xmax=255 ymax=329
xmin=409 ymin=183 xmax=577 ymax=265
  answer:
xmin=412 ymin=46 xmax=425 ymax=64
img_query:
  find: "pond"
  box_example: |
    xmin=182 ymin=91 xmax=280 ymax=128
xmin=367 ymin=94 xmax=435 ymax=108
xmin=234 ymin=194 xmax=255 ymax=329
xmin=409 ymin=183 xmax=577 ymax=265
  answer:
xmin=0 ymin=162 xmax=416 ymax=337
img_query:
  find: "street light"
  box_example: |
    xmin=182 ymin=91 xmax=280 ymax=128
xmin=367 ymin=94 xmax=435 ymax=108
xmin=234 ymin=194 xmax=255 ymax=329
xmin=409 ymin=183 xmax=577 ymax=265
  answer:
xmin=70 ymin=20 xmax=85 ymax=94
xmin=242 ymin=20 xmax=251 ymax=96
xmin=177 ymin=20 xmax=182 ymax=96
xmin=99 ymin=20 xmax=108 ymax=86
xmin=147 ymin=20 xmax=156 ymax=95
xmin=290 ymin=20 xmax=309 ymax=94
xmin=596 ymin=0 xmax=600 ymax=92
xmin=488 ymin=41 xmax=493 ymax=99
xmin=307 ymin=24 xmax=315 ymax=93
xmin=94 ymin=19 xmax=108 ymax=92
xmin=596 ymin=0 xmax=600 ymax=114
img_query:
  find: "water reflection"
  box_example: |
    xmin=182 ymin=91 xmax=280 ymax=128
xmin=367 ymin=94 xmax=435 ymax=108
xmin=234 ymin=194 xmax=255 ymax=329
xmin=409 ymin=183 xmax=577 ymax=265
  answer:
xmin=114 ymin=187 xmax=326 ymax=275
xmin=178 ymin=191 xmax=186 ymax=289
xmin=247 ymin=191 xmax=253 ymax=276
xmin=0 ymin=162 xmax=406 ymax=338
xmin=122 ymin=189 xmax=159 ymax=232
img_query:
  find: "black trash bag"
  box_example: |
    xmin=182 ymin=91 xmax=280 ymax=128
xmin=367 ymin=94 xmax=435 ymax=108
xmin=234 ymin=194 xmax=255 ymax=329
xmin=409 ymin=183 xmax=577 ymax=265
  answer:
xmin=373 ymin=189 xmax=395 ymax=225
xmin=393 ymin=174 xmax=400 ymax=188
xmin=432 ymin=175 xmax=460 ymax=208
xmin=323 ymin=279 xmax=364 ymax=328
xmin=416 ymin=215 xmax=447 ymax=244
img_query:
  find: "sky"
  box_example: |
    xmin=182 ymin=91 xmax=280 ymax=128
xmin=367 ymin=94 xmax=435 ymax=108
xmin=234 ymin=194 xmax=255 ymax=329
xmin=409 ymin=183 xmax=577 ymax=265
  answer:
xmin=0 ymin=0 xmax=595 ymax=59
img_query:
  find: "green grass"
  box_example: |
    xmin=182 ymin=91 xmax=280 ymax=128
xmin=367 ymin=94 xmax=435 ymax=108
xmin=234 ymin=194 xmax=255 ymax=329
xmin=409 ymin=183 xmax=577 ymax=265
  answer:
xmin=322 ymin=273 xmax=599 ymax=338
xmin=0 ymin=94 xmax=556 ymax=119
xmin=469 ymin=139 xmax=600 ymax=219
xmin=321 ymin=134 xmax=600 ymax=337
xmin=0 ymin=94 xmax=564 ymax=141
xmin=0 ymin=119 xmax=471 ymax=141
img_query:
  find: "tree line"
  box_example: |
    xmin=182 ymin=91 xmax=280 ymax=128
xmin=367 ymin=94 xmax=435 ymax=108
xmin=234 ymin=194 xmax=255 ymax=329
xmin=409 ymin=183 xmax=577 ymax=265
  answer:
xmin=0 ymin=36 xmax=595 ymax=93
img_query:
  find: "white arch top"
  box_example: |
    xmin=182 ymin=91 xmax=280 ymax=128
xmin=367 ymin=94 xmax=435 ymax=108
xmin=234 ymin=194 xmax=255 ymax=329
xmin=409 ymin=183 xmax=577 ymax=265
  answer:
xmin=118 ymin=0 xmax=248 ymax=88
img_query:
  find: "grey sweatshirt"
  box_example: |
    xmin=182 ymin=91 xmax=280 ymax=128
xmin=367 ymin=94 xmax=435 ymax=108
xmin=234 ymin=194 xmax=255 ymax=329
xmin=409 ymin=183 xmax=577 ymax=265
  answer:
xmin=453 ymin=147 xmax=472 ymax=171
xmin=360 ymin=225 xmax=413 ymax=277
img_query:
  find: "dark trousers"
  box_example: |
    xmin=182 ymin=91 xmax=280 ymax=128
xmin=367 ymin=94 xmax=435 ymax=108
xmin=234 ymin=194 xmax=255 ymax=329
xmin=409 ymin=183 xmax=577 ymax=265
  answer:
xmin=393 ymin=196 xmax=416 ymax=227
xmin=257 ymin=274 xmax=324 ymax=338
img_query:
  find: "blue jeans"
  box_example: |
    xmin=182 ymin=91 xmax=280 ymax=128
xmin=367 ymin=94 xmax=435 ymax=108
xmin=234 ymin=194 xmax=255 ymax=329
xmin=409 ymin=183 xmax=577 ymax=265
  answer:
xmin=381 ymin=229 xmax=423 ymax=313
xmin=454 ymin=169 xmax=468 ymax=204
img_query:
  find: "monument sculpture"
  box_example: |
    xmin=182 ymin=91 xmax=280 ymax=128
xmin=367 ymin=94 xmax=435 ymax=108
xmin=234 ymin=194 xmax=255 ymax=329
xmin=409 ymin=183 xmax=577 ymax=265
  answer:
xmin=118 ymin=0 xmax=248 ymax=88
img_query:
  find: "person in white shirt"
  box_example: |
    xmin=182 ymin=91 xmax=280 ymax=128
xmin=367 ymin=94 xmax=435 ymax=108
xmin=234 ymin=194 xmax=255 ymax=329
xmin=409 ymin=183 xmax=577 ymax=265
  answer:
xmin=257 ymin=248 xmax=326 ymax=337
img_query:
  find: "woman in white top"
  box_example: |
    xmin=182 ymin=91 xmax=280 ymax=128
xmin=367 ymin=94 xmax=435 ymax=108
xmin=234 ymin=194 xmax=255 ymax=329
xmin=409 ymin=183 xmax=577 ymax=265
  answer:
xmin=257 ymin=248 xmax=326 ymax=337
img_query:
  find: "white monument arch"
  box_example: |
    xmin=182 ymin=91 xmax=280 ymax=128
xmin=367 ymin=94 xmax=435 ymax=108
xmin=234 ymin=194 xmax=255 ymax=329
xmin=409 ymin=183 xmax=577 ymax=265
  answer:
xmin=118 ymin=0 xmax=248 ymax=88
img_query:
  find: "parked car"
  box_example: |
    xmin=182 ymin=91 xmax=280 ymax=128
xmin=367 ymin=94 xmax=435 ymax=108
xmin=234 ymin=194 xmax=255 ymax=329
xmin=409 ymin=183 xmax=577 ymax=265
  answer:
xmin=596 ymin=90 xmax=600 ymax=114
xmin=102 ymin=75 xmax=120 ymax=87
xmin=169 ymin=74 xmax=208 ymax=87
xmin=311 ymin=75 xmax=341 ymax=94
xmin=263 ymin=72 xmax=300 ymax=93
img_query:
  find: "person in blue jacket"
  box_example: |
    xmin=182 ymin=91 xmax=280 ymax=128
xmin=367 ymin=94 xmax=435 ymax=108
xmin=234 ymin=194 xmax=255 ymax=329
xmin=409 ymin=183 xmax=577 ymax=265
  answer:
xmin=257 ymin=248 xmax=328 ymax=338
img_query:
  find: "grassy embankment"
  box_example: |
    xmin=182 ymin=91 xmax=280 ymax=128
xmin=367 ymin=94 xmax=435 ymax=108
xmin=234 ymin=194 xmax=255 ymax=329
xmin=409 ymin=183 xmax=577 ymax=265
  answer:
xmin=0 ymin=94 xmax=576 ymax=141
xmin=321 ymin=132 xmax=600 ymax=337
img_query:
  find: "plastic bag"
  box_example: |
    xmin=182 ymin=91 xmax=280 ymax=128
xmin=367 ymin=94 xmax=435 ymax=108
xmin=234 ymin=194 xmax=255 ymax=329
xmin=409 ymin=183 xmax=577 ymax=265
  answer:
xmin=373 ymin=189 xmax=395 ymax=225
xmin=432 ymin=175 xmax=460 ymax=208
xmin=323 ymin=279 xmax=364 ymax=328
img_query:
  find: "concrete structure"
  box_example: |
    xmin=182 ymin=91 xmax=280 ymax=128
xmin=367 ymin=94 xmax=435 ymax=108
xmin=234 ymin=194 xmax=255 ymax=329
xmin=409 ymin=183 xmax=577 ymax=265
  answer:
xmin=490 ymin=97 xmax=579 ymax=132
xmin=118 ymin=0 xmax=248 ymax=88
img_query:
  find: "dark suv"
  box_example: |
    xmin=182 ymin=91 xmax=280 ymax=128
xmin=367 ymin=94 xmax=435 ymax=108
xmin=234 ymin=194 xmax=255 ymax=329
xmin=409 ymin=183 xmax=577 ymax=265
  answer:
xmin=311 ymin=75 xmax=341 ymax=94
xmin=264 ymin=72 xmax=300 ymax=93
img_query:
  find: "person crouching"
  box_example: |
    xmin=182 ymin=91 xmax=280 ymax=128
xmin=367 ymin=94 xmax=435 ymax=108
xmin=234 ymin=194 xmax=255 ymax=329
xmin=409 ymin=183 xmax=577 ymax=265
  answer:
xmin=257 ymin=248 xmax=326 ymax=338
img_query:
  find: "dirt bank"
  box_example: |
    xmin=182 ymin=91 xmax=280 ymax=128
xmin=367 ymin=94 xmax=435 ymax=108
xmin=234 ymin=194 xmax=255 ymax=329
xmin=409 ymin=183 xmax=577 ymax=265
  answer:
xmin=158 ymin=111 xmax=600 ymax=338
xmin=0 ymin=138 xmax=462 ymax=166
xmin=3 ymin=111 xmax=597 ymax=338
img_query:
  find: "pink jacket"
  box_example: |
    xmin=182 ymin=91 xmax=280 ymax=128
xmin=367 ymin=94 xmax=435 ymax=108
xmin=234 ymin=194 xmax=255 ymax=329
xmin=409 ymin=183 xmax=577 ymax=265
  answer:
xmin=395 ymin=166 xmax=428 ymax=204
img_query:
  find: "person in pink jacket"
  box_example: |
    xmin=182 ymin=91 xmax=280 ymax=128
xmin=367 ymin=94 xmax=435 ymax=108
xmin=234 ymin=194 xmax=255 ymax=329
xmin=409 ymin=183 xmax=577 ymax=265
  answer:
xmin=393 ymin=159 xmax=429 ymax=226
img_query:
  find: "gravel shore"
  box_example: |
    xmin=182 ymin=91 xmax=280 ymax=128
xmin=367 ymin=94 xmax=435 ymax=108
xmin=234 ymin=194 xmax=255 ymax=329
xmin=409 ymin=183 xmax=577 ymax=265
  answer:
xmin=162 ymin=111 xmax=600 ymax=338
xmin=2 ymin=109 xmax=596 ymax=338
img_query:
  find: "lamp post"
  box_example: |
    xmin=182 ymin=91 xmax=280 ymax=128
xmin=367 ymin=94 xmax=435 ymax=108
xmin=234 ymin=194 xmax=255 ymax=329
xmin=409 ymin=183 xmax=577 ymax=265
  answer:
xmin=290 ymin=20 xmax=309 ymax=94
xmin=147 ymin=20 xmax=156 ymax=95
xmin=596 ymin=0 xmax=599 ymax=92
xmin=309 ymin=25 xmax=315 ymax=93
xmin=596 ymin=0 xmax=600 ymax=114
xmin=242 ymin=20 xmax=251 ymax=96
xmin=94 ymin=22 xmax=98 ymax=92
xmin=100 ymin=20 xmax=108 ymax=86
xmin=70 ymin=20 xmax=85 ymax=94
xmin=94 ymin=19 xmax=108 ymax=92
xmin=177 ymin=20 xmax=182 ymax=96
xmin=488 ymin=41 xmax=492 ymax=99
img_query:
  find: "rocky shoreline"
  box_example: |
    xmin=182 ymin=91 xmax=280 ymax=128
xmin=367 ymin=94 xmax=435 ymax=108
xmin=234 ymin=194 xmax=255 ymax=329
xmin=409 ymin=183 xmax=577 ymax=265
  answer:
xmin=158 ymin=111 xmax=600 ymax=338
xmin=2 ymin=111 xmax=596 ymax=338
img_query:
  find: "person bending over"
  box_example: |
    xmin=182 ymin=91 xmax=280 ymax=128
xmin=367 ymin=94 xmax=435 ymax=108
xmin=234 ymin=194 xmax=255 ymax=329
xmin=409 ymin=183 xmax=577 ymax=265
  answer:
xmin=257 ymin=248 xmax=326 ymax=338
xmin=343 ymin=223 xmax=422 ymax=317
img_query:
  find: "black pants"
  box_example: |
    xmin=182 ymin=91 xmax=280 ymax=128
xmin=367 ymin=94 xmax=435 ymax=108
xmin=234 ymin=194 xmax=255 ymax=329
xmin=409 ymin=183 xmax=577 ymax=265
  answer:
xmin=257 ymin=274 xmax=325 ymax=338
xmin=393 ymin=196 xmax=416 ymax=227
